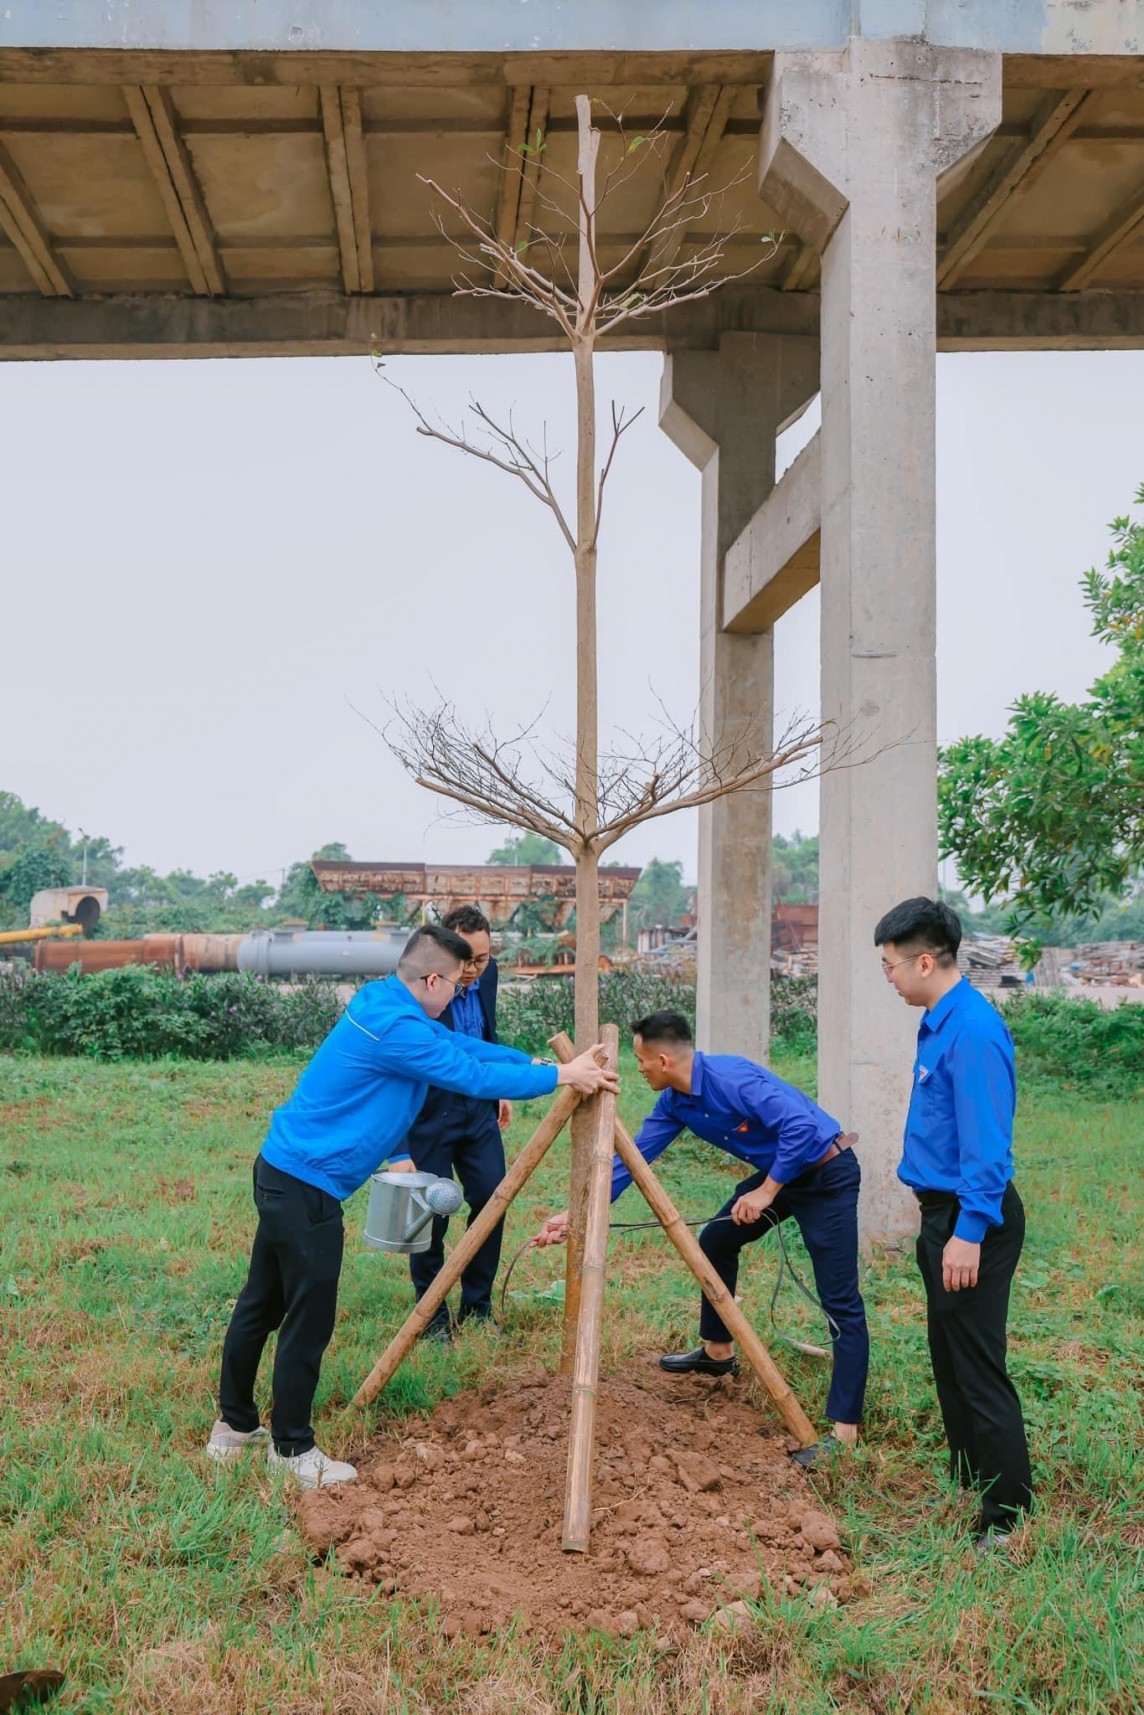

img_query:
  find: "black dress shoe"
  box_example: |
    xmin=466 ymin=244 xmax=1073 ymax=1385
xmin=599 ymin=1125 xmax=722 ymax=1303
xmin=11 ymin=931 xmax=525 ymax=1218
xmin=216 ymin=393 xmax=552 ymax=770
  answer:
xmin=457 ymin=1306 xmax=501 ymax=1336
xmin=659 ymin=1346 xmax=740 ymax=1377
xmin=420 ymin=1307 xmax=453 ymax=1345
xmin=788 ymin=1435 xmax=842 ymax=1468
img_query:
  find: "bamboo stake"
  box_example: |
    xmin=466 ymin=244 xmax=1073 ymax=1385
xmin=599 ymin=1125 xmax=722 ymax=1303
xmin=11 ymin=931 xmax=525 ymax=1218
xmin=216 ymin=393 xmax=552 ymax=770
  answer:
xmin=353 ymin=1078 xmax=583 ymax=1407
xmin=548 ymin=1033 xmax=818 ymax=1447
xmin=561 ymin=1023 xmax=618 ymax=1552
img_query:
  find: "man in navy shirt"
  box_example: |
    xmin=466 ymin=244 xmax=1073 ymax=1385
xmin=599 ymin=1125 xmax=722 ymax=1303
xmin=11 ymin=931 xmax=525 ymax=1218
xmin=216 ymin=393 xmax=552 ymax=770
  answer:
xmin=206 ymin=924 xmax=616 ymax=1491
xmin=386 ymin=905 xmax=512 ymax=1340
xmin=536 ymin=1011 xmax=868 ymax=1463
xmin=875 ymin=896 xmax=1032 ymax=1548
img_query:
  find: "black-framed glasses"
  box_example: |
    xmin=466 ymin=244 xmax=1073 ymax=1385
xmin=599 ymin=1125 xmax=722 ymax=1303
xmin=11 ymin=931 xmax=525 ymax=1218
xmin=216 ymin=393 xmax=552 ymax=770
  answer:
xmin=427 ymin=970 xmax=461 ymax=995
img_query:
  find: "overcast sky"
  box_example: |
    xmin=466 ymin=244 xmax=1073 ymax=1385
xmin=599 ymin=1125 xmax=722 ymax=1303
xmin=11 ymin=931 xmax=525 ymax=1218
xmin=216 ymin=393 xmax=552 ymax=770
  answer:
xmin=2 ymin=347 xmax=1140 ymax=890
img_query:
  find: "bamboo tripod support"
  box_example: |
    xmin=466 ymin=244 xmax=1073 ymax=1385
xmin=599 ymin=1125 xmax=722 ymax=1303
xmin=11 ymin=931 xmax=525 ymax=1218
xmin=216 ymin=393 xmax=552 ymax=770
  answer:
xmin=561 ymin=1024 xmax=619 ymax=1552
xmin=548 ymin=1033 xmax=817 ymax=1449
xmin=352 ymin=1075 xmax=588 ymax=1408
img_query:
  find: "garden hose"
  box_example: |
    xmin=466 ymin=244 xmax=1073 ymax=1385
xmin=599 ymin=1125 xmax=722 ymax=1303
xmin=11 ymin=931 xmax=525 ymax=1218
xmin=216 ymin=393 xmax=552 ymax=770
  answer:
xmin=498 ymin=1211 xmax=840 ymax=1358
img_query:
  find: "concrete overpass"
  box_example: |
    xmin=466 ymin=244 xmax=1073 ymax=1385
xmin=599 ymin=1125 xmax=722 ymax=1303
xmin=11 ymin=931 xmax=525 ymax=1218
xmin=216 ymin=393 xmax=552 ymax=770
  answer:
xmin=3 ymin=0 xmax=1142 ymax=1239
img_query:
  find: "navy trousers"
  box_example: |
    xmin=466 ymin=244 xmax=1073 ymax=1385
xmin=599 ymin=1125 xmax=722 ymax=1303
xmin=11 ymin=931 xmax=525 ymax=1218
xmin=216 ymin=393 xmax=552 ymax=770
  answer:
xmin=916 ymin=1183 xmax=1032 ymax=1532
xmin=697 ymin=1148 xmax=869 ymax=1425
xmin=406 ymin=1096 xmax=506 ymax=1317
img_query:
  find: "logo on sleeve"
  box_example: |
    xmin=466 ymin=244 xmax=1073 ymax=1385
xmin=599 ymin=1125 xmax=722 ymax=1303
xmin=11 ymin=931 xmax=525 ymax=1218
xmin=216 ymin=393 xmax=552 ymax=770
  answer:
xmin=916 ymin=1063 xmax=931 ymax=1083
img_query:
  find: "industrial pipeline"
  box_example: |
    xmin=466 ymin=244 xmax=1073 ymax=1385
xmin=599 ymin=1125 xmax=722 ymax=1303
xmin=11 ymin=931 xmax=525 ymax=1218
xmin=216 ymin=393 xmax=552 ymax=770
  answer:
xmin=30 ymin=928 xmax=410 ymax=980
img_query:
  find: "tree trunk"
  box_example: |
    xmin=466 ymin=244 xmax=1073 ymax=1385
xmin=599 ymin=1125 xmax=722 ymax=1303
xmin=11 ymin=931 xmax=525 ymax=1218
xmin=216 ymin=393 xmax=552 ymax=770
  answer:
xmin=562 ymin=93 xmax=602 ymax=1369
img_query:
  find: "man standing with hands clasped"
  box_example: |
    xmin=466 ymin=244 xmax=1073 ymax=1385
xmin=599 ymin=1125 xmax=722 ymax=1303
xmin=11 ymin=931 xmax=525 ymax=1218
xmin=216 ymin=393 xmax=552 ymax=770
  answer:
xmin=875 ymin=897 xmax=1032 ymax=1551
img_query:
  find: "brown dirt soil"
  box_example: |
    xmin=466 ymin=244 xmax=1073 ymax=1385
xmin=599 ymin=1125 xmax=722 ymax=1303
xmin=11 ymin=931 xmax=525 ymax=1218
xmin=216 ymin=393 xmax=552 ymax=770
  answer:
xmin=297 ymin=1360 xmax=853 ymax=1641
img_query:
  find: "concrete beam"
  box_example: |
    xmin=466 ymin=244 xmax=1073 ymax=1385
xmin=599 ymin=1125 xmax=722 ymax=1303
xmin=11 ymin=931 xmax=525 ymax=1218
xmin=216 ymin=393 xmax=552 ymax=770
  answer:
xmin=1058 ymin=180 xmax=1144 ymax=293
xmin=0 ymin=141 xmax=72 ymax=297
xmin=0 ymin=284 xmax=820 ymax=360
xmin=2 ymin=1 xmax=1144 ymax=59
xmin=723 ymin=432 xmax=821 ymax=632
xmin=937 ymin=87 xmax=1092 ymax=288
xmin=319 ymin=86 xmax=373 ymax=295
xmin=660 ymin=332 xmax=819 ymax=1063
xmin=2 ymin=284 xmax=1144 ymax=361
xmin=761 ymin=38 xmax=1003 ymax=1250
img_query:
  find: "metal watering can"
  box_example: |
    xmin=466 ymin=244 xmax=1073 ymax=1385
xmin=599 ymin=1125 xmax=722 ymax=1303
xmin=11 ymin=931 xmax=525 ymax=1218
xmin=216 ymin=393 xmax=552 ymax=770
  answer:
xmin=363 ymin=1170 xmax=465 ymax=1254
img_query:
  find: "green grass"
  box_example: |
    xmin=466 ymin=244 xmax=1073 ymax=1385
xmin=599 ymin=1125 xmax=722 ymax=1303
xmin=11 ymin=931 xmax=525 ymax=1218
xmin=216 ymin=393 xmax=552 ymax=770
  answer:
xmin=0 ymin=1050 xmax=1141 ymax=1713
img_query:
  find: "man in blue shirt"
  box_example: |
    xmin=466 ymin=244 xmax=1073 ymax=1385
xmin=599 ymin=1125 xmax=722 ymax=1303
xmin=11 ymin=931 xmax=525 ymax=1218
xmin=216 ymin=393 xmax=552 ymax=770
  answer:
xmin=875 ymin=896 xmax=1032 ymax=1548
xmin=536 ymin=1011 xmax=868 ymax=1463
xmin=206 ymin=923 xmax=617 ymax=1491
xmin=388 ymin=905 xmax=513 ymax=1340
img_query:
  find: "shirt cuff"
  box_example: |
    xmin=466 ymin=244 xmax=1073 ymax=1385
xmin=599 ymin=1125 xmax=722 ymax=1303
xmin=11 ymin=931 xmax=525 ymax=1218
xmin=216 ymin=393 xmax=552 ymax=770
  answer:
xmin=387 ymin=1153 xmax=412 ymax=1166
xmin=953 ymin=1209 xmax=989 ymax=1243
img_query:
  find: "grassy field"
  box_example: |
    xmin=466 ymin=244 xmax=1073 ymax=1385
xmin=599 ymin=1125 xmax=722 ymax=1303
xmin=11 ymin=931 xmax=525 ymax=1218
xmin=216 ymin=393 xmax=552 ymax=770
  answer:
xmin=1 ymin=1049 xmax=1141 ymax=1713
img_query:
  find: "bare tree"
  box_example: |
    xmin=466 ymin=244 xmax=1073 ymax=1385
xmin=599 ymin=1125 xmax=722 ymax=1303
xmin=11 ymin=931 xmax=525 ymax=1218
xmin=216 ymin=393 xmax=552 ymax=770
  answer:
xmin=382 ymin=95 xmax=825 ymax=1359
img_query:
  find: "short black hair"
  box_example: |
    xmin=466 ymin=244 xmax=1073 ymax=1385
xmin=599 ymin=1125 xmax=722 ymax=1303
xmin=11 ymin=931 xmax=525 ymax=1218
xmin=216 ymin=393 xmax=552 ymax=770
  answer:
xmin=398 ymin=923 xmax=473 ymax=978
xmin=443 ymin=904 xmax=491 ymax=937
xmin=873 ymin=897 xmax=962 ymax=964
xmin=631 ymin=1011 xmax=694 ymax=1048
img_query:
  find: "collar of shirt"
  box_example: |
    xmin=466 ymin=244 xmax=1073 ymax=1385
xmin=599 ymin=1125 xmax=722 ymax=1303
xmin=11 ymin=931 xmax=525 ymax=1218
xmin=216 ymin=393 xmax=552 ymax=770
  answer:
xmin=918 ymin=976 xmax=967 ymax=1040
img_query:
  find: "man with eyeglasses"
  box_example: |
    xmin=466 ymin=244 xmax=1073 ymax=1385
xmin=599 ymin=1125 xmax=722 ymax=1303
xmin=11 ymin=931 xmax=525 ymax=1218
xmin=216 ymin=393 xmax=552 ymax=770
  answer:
xmin=875 ymin=896 xmax=1032 ymax=1553
xmin=206 ymin=923 xmax=616 ymax=1490
xmin=385 ymin=905 xmax=513 ymax=1340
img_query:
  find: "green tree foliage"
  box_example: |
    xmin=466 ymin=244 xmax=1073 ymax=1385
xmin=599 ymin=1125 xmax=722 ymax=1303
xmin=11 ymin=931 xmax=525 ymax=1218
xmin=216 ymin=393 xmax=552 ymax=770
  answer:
xmin=939 ymin=489 xmax=1144 ymax=939
xmin=486 ymin=831 xmax=564 ymax=866
xmin=626 ymin=857 xmax=690 ymax=934
xmin=772 ymin=832 xmax=819 ymax=903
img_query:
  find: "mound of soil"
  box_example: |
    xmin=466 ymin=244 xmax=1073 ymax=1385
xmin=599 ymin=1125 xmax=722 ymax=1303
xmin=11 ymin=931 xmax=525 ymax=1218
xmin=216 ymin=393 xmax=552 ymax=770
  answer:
xmin=298 ymin=1360 xmax=853 ymax=1640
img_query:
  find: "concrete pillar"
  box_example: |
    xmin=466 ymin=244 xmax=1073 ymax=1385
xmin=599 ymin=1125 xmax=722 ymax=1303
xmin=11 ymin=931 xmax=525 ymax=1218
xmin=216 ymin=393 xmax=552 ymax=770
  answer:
xmin=759 ymin=39 xmax=1001 ymax=1243
xmin=659 ymin=332 xmax=818 ymax=1060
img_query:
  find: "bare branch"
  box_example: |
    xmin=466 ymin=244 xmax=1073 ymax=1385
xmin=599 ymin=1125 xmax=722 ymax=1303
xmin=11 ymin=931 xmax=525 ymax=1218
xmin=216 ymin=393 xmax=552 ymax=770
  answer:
xmin=382 ymin=375 xmax=577 ymax=555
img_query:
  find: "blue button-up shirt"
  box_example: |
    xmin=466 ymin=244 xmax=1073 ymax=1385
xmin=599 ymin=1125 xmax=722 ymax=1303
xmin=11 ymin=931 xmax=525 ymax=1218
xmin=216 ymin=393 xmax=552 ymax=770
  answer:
xmin=611 ymin=1051 xmax=842 ymax=1201
xmin=450 ymin=975 xmax=486 ymax=1040
xmin=899 ymin=978 xmax=1016 ymax=1243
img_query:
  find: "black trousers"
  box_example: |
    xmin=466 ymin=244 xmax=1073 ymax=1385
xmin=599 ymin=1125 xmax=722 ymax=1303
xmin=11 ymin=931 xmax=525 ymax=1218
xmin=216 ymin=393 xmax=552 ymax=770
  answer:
xmin=697 ymin=1148 xmax=869 ymax=1425
xmin=407 ymin=1097 xmax=506 ymax=1316
xmin=916 ymin=1182 xmax=1033 ymax=1532
xmin=218 ymin=1156 xmax=344 ymax=1457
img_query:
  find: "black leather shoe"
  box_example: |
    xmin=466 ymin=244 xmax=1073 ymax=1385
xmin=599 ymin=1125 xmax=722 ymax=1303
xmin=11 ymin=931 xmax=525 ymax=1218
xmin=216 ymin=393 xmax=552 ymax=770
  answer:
xmin=420 ymin=1307 xmax=453 ymax=1345
xmin=457 ymin=1306 xmax=501 ymax=1336
xmin=788 ymin=1435 xmax=842 ymax=1468
xmin=659 ymin=1346 xmax=740 ymax=1377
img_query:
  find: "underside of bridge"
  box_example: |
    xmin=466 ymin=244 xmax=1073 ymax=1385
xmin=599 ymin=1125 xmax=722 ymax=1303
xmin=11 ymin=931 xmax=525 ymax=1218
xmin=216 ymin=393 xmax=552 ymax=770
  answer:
xmin=2 ymin=1 xmax=1141 ymax=1242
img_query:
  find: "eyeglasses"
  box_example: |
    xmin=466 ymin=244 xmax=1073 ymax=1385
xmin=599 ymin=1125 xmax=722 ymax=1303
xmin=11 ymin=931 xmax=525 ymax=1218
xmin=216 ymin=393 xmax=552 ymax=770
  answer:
xmin=426 ymin=970 xmax=461 ymax=995
xmin=461 ymin=953 xmax=491 ymax=971
xmin=880 ymin=953 xmax=923 ymax=974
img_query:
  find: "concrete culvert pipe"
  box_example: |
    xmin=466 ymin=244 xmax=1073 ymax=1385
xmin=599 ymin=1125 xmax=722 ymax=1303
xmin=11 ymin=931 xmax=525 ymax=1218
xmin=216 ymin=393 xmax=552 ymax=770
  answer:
xmin=237 ymin=929 xmax=408 ymax=979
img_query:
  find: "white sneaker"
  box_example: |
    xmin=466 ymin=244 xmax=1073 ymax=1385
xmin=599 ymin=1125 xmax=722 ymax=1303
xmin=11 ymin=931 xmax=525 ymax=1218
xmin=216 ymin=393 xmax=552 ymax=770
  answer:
xmin=205 ymin=1420 xmax=270 ymax=1462
xmin=267 ymin=1444 xmax=357 ymax=1490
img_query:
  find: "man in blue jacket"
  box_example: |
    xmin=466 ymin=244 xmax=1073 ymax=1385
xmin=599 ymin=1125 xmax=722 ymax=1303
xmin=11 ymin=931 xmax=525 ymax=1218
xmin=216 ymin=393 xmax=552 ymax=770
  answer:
xmin=875 ymin=896 xmax=1032 ymax=1549
xmin=536 ymin=1011 xmax=868 ymax=1463
xmin=206 ymin=923 xmax=616 ymax=1490
xmin=389 ymin=905 xmax=512 ymax=1340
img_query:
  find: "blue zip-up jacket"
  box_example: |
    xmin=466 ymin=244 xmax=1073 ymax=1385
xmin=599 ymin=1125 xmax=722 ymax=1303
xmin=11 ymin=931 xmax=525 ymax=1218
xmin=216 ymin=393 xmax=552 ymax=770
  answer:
xmin=611 ymin=1051 xmax=842 ymax=1200
xmin=898 ymin=978 xmax=1016 ymax=1243
xmin=260 ymin=975 xmax=558 ymax=1201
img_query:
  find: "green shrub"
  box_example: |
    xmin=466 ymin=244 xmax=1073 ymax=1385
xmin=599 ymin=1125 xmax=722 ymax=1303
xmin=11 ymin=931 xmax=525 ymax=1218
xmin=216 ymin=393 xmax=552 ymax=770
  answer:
xmin=1001 ymin=990 xmax=1144 ymax=1097
xmin=496 ymin=969 xmax=819 ymax=1057
xmin=0 ymin=967 xmax=341 ymax=1061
